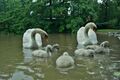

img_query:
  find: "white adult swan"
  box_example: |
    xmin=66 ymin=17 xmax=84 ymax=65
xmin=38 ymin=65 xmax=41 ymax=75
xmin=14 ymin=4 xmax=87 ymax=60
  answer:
xmin=77 ymin=22 xmax=98 ymax=48
xmin=23 ymin=28 xmax=48 ymax=49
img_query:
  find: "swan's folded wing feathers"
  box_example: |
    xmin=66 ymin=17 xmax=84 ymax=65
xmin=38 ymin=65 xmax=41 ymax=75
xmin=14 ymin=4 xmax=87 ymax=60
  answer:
xmin=77 ymin=27 xmax=86 ymax=47
xmin=88 ymin=29 xmax=98 ymax=44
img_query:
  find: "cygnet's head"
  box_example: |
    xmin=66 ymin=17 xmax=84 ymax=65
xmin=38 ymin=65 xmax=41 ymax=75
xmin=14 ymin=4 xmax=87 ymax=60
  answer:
xmin=52 ymin=43 xmax=60 ymax=51
xmin=100 ymin=41 xmax=109 ymax=48
xmin=46 ymin=45 xmax=52 ymax=52
xmin=63 ymin=52 xmax=69 ymax=56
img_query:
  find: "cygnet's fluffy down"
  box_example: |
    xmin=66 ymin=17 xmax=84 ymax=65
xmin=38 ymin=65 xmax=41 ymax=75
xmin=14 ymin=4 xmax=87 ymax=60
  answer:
xmin=56 ymin=52 xmax=74 ymax=68
xmin=86 ymin=41 xmax=110 ymax=54
xmin=74 ymin=48 xmax=95 ymax=57
xmin=32 ymin=45 xmax=52 ymax=58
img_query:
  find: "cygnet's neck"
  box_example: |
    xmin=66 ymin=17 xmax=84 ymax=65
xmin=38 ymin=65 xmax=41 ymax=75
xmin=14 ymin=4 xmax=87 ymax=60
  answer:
xmin=46 ymin=47 xmax=52 ymax=57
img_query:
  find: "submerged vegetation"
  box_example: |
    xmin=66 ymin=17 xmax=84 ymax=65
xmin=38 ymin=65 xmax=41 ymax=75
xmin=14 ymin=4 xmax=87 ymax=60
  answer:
xmin=0 ymin=0 xmax=120 ymax=34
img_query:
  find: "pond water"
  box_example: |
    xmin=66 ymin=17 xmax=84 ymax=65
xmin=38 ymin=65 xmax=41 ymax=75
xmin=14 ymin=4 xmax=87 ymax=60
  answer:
xmin=0 ymin=32 xmax=120 ymax=80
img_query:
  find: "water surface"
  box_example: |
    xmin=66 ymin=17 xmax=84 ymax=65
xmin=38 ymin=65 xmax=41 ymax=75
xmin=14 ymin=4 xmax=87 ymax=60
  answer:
xmin=0 ymin=33 xmax=120 ymax=80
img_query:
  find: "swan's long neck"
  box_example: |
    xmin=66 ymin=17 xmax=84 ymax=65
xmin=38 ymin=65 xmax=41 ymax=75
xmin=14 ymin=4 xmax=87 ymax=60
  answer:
xmin=84 ymin=22 xmax=97 ymax=38
xmin=31 ymin=29 xmax=48 ymax=38
xmin=84 ymin=26 xmax=89 ymax=38
xmin=31 ymin=29 xmax=48 ymax=49
xmin=83 ymin=25 xmax=93 ymax=46
xmin=31 ymin=31 xmax=39 ymax=49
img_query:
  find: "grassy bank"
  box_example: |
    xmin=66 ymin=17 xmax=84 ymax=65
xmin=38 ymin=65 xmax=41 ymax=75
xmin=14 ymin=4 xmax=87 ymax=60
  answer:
xmin=97 ymin=29 xmax=120 ymax=33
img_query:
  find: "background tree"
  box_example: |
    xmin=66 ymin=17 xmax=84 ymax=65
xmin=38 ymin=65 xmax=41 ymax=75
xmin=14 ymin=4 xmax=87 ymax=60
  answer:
xmin=0 ymin=0 xmax=119 ymax=34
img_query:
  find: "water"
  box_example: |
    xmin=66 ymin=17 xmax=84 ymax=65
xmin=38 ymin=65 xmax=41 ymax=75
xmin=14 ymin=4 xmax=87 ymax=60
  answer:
xmin=0 ymin=32 xmax=120 ymax=80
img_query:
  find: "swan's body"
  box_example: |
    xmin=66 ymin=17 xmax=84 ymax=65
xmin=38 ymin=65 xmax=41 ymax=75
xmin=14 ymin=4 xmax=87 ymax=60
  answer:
xmin=23 ymin=28 xmax=48 ymax=49
xmin=32 ymin=45 xmax=52 ymax=58
xmin=86 ymin=41 xmax=110 ymax=54
xmin=74 ymin=48 xmax=95 ymax=57
xmin=77 ymin=22 xmax=98 ymax=48
xmin=56 ymin=52 xmax=74 ymax=68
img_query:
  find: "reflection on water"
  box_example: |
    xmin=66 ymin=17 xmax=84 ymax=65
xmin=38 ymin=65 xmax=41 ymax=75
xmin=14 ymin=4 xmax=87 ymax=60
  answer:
xmin=23 ymin=48 xmax=33 ymax=63
xmin=9 ymin=71 xmax=33 ymax=80
xmin=0 ymin=33 xmax=120 ymax=80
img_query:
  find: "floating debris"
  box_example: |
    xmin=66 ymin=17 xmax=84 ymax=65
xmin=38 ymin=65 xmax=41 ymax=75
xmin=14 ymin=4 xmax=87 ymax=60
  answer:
xmin=113 ymin=72 xmax=120 ymax=77
xmin=59 ymin=71 xmax=68 ymax=75
xmin=100 ymin=66 xmax=104 ymax=69
xmin=9 ymin=71 xmax=34 ymax=80
xmin=87 ymin=71 xmax=95 ymax=75
xmin=16 ymin=65 xmax=34 ymax=73
xmin=76 ymin=64 xmax=86 ymax=67
xmin=16 ymin=65 xmax=28 ymax=70
xmin=0 ymin=74 xmax=9 ymax=78
xmin=34 ymin=68 xmax=42 ymax=72
xmin=35 ymin=73 xmax=44 ymax=78
xmin=112 ymin=60 xmax=120 ymax=63
xmin=27 ymin=68 xmax=34 ymax=73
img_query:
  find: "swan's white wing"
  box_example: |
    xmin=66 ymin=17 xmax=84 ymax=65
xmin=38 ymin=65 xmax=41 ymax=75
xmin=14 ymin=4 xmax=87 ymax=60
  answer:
xmin=35 ymin=33 xmax=42 ymax=48
xmin=77 ymin=27 xmax=86 ymax=48
xmin=23 ymin=29 xmax=33 ymax=48
xmin=88 ymin=29 xmax=98 ymax=44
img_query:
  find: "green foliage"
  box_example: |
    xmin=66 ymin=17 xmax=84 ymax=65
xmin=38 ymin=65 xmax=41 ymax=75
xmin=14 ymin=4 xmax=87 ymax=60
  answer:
xmin=97 ymin=0 xmax=120 ymax=29
xmin=65 ymin=17 xmax=84 ymax=33
xmin=108 ymin=19 xmax=118 ymax=28
xmin=1 ymin=0 xmax=120 ymax=34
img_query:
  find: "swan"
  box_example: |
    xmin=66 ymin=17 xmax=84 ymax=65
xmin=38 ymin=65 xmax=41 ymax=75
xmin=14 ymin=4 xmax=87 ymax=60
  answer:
xmin=52 ymin=43 xmax=60 ymax=52
xmin=32 ymin=45 xmax=52 ymax=58
xmin=86 ymin=41 xmax=110 ymax=54
xmin=41 ymin=43 xmax=59 ymax=53
xmin=56 ymin=52 xmax=75 ymax=68
xmin=74 ymin=48 xmax=95 ymax=57
xmin=77 ymin=22 xmax=98 ymax=48
xmin=23 ymin=28 xmax=48 ymax=49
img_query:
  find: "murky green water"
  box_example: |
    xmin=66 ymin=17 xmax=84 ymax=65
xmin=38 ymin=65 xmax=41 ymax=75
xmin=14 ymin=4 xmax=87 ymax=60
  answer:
xmin=0 ymin=32 xmax=120 ymax=80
